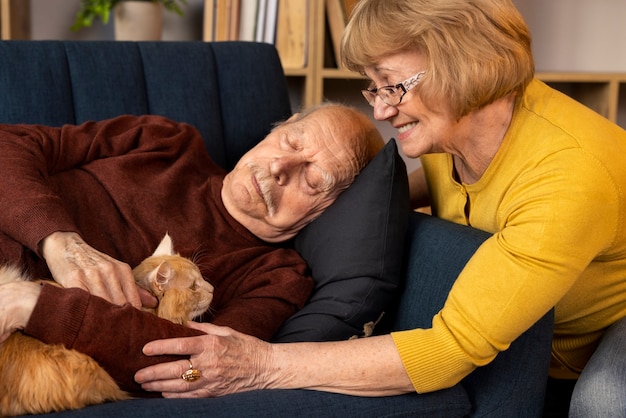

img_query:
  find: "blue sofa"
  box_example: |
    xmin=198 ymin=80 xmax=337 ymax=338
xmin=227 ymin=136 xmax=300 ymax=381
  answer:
xmin=0 ymin=41 xmax=552 ymax=417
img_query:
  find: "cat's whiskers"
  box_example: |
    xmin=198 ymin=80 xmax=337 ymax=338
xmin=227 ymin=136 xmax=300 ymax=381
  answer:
xmin=188 ymin=251 xmax=217 ymax=288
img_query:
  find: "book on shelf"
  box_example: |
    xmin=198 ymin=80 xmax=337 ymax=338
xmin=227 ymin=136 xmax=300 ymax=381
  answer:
xmin=203 ymin=0 xmax=242 ymax=41
xmin=263 ymin=0 xmax=279 ymax=44
xmin=238 ymin=0 xmax=258 ymax=41
xmin=203 ymin=0 xmax=307 ymax=69
xmin=214 ymin=0 xmax=231 ymax=41
xmin=325 ymin=0 xmax=347 ymax=67
xmin=229 ymin=0 xmax=241 ymax=40
xmin=275 ymin=0 xmax=308 ymax=69
xmin=254 ymin=0 xmax=267 ymax=42
xmin=203 ymin=0 xmax=215 ymax=41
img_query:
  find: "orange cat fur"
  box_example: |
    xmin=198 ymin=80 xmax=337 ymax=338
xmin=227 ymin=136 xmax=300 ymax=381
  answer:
xmin=0 ymin=234 xmax=213 ymax=416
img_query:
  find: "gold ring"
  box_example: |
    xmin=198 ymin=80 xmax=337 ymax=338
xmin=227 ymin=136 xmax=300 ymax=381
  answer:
xmin=181 ymin=360 xmax=201 ymax=382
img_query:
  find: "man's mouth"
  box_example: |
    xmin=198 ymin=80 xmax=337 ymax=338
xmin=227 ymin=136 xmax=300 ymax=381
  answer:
xmin=252 ymin=174 xmax=264 ymax=199
xmin=250 ymin=166 xmax=276 ymax=216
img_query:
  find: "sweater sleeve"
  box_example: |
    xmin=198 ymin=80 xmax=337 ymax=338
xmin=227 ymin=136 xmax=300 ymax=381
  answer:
xmin=23 ymin=284 xmax=204 ymax=396
xmin=0 ymin=115 xmax=201 ymax=254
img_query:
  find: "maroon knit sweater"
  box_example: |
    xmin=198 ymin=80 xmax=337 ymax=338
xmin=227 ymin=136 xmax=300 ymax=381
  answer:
xmin=0 ymin=115 xmax=313 ymax=395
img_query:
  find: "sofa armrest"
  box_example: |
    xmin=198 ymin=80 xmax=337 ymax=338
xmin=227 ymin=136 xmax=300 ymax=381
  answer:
xmin=389 ymin=212 xmax=552 ymax=417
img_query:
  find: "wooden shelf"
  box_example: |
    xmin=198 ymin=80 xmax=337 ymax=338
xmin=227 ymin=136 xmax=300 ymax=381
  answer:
xmin=320 ymin=68 xmax=364 ymax=79
xmin=0 ymin=0 xmax=30 ymax=40
xmin=536 ymin=72 xmax=624 ymax=123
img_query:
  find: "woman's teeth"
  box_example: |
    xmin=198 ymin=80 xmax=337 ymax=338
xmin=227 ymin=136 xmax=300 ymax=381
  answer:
xmin=398 ymin=122 xmax=418 ymax=133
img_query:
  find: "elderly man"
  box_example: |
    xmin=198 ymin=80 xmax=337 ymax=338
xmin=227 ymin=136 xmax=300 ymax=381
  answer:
xmin=0 ymin=103 xmax=383 ymax=393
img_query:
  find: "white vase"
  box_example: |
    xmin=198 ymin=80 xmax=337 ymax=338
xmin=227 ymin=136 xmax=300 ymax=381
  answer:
xmin=114 ymin=1 xmax=164 ymax=41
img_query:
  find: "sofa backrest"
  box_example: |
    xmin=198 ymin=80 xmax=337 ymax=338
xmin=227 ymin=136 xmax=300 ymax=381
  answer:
xmin=0 ymin=40 xmax=292 ymax=170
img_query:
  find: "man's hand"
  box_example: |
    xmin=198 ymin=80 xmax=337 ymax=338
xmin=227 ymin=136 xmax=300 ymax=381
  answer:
xmin=0 ymin=281 xmax=41 ymax=343
xmin=135 ymin=322 xmax=273 ymax=398
xmin=40 ymin=231 xmax=141 ymax=308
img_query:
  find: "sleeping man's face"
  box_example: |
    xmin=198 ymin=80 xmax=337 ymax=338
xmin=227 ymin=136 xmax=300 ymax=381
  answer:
xmin=221 ymin=105 xmax=366 ymax=242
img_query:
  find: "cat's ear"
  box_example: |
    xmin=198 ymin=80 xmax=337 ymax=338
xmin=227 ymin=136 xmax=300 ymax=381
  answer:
xmin=153 ymin=233 xmax=175 ymax=256
xmin=154 ymin=261 xmax=174 ymax=288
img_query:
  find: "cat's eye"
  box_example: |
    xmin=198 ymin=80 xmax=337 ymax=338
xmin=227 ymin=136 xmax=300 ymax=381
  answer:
xmin=190 ymin=282 xmax=197 ymax=290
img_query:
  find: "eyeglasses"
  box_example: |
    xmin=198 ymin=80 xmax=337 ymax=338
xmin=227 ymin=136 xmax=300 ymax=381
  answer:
xmin=361 ymin=71 xmax=426 ymax=107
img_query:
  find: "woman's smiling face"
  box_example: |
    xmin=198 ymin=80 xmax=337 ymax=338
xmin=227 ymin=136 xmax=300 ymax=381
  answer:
xmin=363 ymin=50 xmax=461 ymax=159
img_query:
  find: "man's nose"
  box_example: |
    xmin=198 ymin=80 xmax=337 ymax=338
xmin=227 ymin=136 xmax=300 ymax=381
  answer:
xmin=269 ymin=156 xmax=300 ymax=185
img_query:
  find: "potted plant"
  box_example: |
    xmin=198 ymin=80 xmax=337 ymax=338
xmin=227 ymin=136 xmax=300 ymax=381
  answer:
xmin=71 ymin=0 xmax=186 ymax=40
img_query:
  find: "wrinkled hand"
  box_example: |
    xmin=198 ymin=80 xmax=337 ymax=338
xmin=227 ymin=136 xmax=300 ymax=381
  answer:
xmin=135 ymin=322 xmax=273 ymax=398
xmin=0 ymin=281 xmax=41 ymax=343
xmin=40 ymin=231 xmax=141 ymax=308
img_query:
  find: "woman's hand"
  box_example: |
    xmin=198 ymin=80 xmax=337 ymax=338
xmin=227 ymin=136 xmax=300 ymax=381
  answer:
xmin=0 ymin=280 xmax=41 ymax=343
xmin=135 ymin=323 xmax=413 ymax=398
xmin=135 ymin=322 xmax=273 ymax=398
xmin=40 ymin=231 xmax=142 ymax=308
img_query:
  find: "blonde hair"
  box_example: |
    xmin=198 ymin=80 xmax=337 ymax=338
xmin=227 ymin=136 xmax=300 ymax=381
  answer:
xmin=341 ymin=0 xmax=534 ymax=119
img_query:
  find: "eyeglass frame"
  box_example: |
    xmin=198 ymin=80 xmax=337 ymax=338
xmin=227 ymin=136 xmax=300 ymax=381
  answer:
xmin=361 ymin=71 xmax=426 ymax=107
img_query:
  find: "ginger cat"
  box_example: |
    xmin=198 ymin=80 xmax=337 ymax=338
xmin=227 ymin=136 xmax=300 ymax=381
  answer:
xmin=0 ymin=234 xmax=213 ymax=416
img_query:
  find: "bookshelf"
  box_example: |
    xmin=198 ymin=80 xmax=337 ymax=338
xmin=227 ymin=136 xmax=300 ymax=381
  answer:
xmin=0 ymin=0 xmax=30 ymax=40
xmin=536 ymin=72 xmax=626 ymax=127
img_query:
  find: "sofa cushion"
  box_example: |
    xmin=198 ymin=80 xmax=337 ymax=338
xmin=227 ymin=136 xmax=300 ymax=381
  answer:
xmin=273 ymin=139 xmax=410 ymax=342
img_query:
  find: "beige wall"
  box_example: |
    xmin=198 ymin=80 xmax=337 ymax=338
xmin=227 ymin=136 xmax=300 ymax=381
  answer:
xmin=514 ymin=0 xmax=626 ymax=72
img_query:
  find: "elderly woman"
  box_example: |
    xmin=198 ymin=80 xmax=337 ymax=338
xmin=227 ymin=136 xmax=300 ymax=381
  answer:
xmin=133 ymin=0 xmax=626 ymax=409
xmin=340 ymin=0 xmax=626 ymax=415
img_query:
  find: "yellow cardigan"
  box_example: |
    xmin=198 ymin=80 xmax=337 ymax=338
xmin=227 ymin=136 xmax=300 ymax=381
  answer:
xmin=392 ymin=79 xmax=626 ymax=393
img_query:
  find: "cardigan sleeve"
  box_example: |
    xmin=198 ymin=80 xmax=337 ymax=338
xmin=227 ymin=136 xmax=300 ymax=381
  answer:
xmin=23 ymin=284 xmax=205 ymax=396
